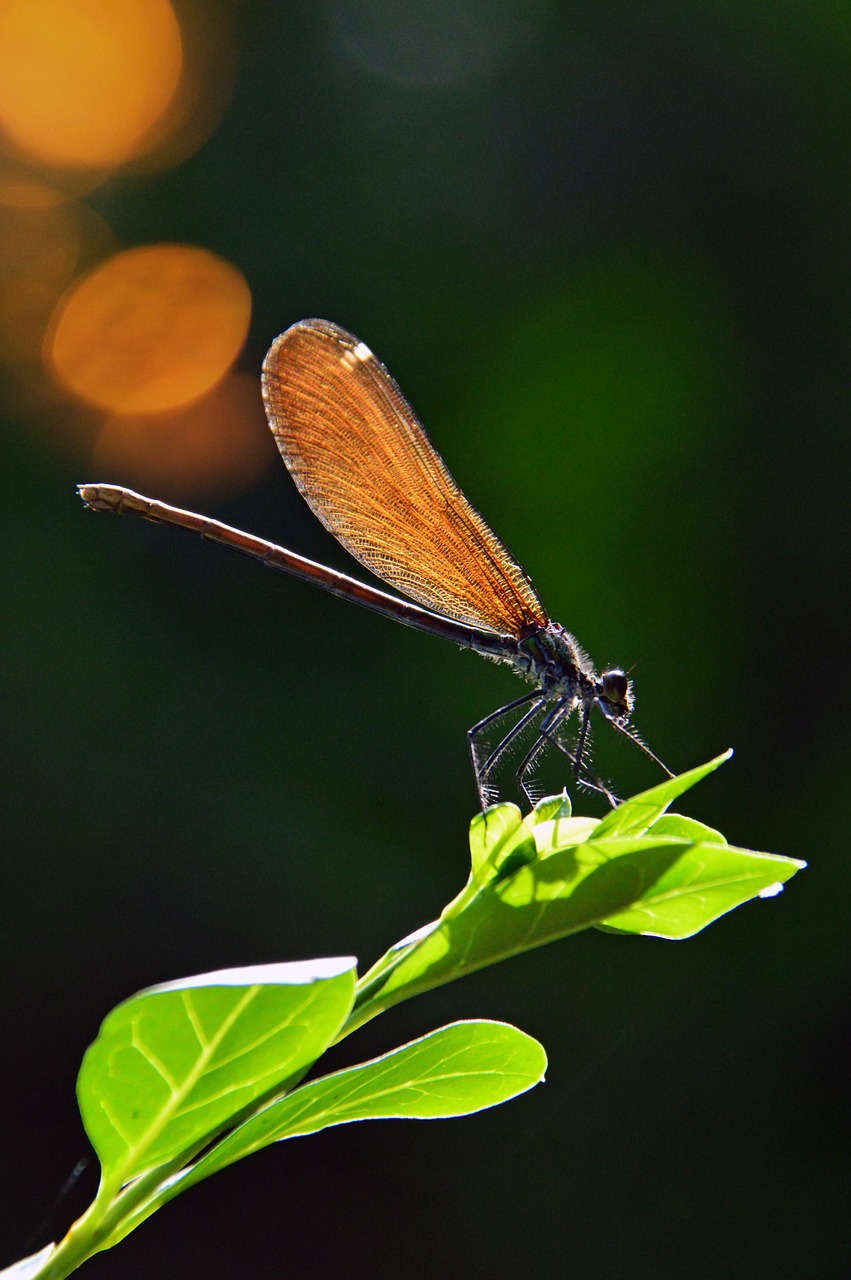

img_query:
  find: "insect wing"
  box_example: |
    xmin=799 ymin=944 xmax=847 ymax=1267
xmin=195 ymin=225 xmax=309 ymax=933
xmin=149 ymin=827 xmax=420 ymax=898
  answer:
xmin=261 ymin=319 xmax=548 ymax=636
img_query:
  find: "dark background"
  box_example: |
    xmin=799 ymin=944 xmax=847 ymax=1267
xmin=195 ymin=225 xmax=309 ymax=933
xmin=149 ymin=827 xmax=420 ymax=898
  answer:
xmin=1 ymin=3 xmax=848 ymax=1277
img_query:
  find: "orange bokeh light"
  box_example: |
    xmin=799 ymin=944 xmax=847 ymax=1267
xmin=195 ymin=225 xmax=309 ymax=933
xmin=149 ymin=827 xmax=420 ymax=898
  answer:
xmin=46 ymin=244 xmax=252 ymax=413
xmin=89 ymin=372 xmax=276 ymax=501
xmin=0 ymin=0 xmax=183 ymax=169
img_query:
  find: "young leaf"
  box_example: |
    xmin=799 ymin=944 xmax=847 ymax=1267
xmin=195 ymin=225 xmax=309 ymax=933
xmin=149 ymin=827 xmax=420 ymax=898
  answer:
xmin=468 ymin=803 xmax=536 ymax=884
xmin=352 ymin=755 xmax=805 ymax=1023
xmin=142 ymin=1020 xmax=547 ymax=1207
xmin=78 ymin=958 xmax=357 ymax=1190
xmin=649 ymin=813 xmax=727 ymax=844
xmin=532 ymin=791 xmax=572 ymax=822
xmin=594 ymin=749 xmax=733 ymax=840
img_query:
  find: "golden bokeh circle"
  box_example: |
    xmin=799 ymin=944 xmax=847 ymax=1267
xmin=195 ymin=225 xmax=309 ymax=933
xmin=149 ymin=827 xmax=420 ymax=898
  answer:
xmin=46 ymin=243 xmax=252 ymax=413
xmin=0 ymin=0 xmax=183 ymax=169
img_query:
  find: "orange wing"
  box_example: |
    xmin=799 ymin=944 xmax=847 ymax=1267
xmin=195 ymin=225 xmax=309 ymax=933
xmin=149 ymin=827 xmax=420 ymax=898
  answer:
xmin=261 ymin=319 xmax=548 ymax=637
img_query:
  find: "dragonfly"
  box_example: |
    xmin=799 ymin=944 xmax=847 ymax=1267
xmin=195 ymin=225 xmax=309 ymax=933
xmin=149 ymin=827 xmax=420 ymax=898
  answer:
xmin=79 ymin=318 xmax=670 ymax=808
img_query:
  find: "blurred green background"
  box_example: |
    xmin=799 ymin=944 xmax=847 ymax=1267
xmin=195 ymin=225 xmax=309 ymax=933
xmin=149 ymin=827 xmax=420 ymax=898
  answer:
xmin=1 ymin=2 xmax=848 ymax=1277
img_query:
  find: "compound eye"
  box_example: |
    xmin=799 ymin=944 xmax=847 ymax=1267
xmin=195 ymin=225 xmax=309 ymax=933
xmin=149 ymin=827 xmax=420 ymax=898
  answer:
xmin=602 ymin=669 xmax=629 ymax=705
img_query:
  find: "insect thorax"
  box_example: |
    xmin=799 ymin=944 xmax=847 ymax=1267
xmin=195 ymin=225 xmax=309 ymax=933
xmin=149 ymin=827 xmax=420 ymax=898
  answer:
xmin=512 ymin=623 xmax=596 ymax=699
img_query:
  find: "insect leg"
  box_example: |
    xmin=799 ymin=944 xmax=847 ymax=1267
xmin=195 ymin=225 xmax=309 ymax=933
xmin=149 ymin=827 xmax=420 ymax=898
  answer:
xmin=542 ymin=725 xmax=621 ymax=807
xmin=468 ymin=692 xmax=545 ymax=808
xmin=515 ymin=695 xmax=573 ymax=808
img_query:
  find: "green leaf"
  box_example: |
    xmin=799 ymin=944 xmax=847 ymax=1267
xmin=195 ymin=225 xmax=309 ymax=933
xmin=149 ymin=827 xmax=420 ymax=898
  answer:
xmin=78 ymin=958 xmax=357 ymax=1189
xmin=595 ymin=842 xmax=805 ymax=938
xmin=649 ymin=813 xmax=727 ymax=844
xmin=352 ymin=754 xmax=805 ymax=1020
xmin=468 ymin=803 xmax=536 ymax=884
xmin=145 ymin=1020 xmax=547 ymax=1207
xmin=594 ymin=749 xmax=733 ymax=840
xmin=532 ymin=791 xmax=572 ymax=821
xmin=357 ymin=833 xmax=677 ymax=1015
